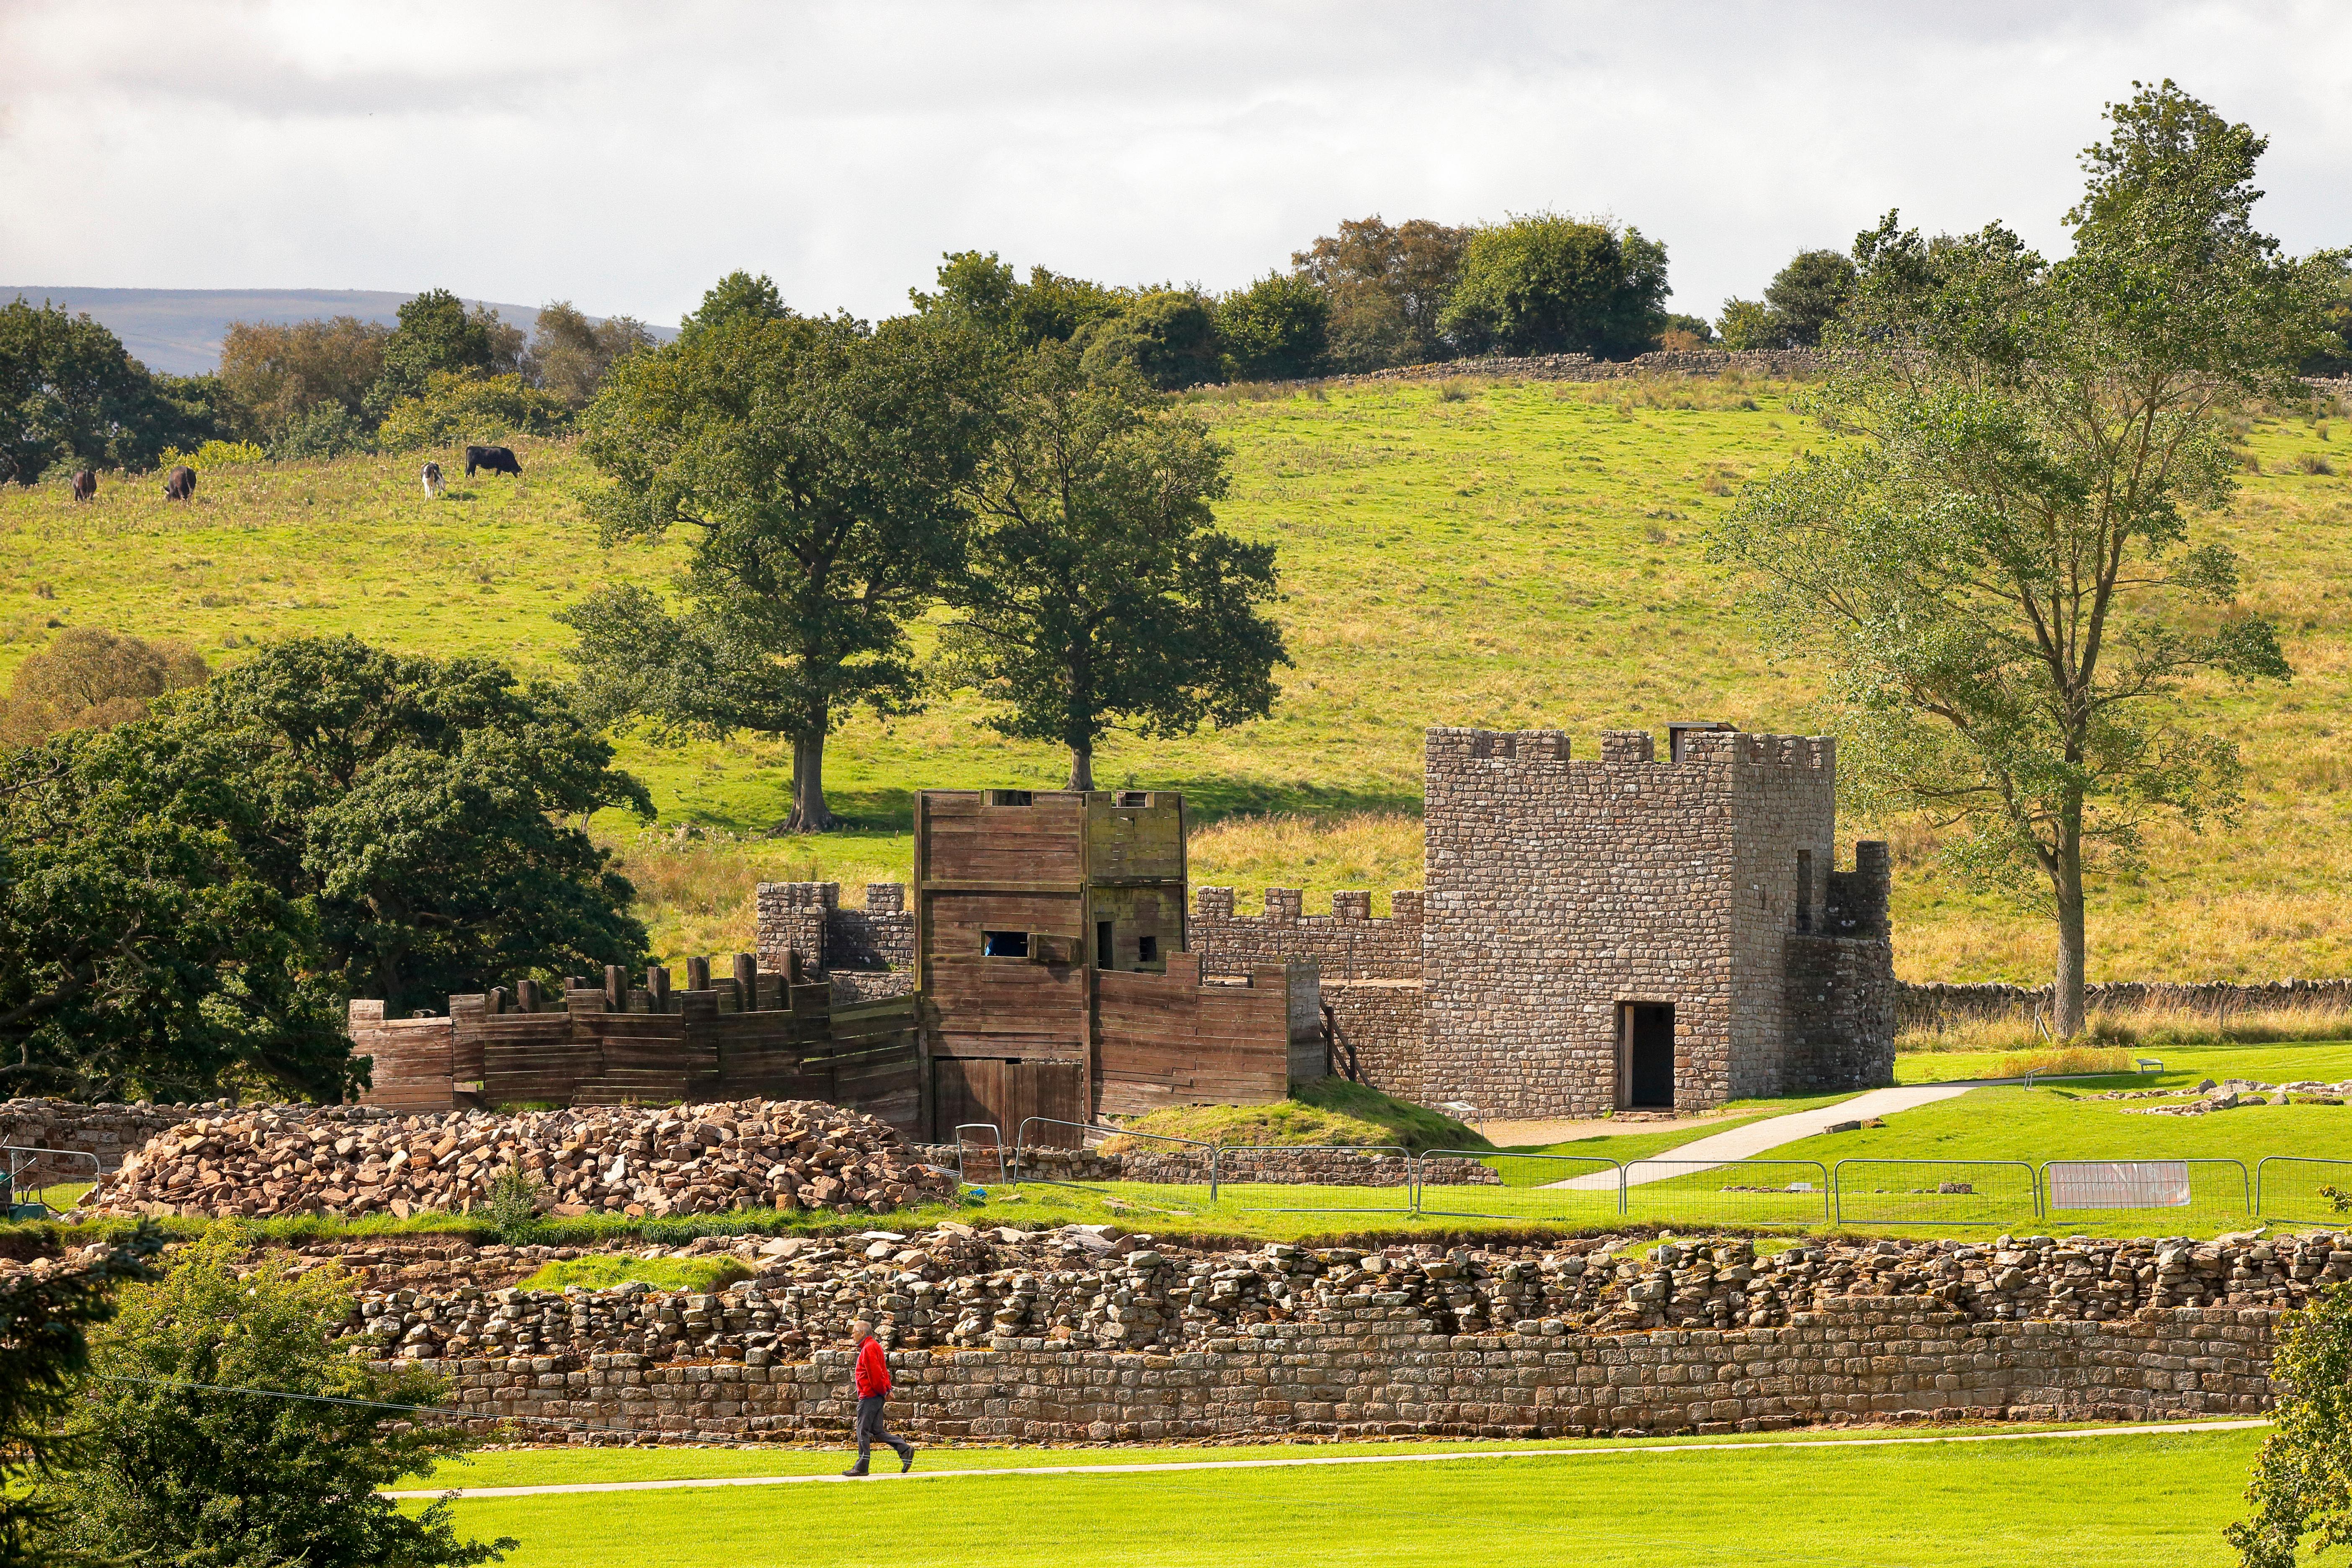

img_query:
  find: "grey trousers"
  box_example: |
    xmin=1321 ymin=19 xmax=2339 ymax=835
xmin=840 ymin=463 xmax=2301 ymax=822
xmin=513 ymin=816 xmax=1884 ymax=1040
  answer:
xmin=855 ymin=1394 xmax=912 ymax=1470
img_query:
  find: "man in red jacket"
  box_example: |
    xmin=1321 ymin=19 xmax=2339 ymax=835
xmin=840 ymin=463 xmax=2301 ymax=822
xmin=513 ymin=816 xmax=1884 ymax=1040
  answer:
xmin=843 ymin=1318 xmax=915 ymax=1476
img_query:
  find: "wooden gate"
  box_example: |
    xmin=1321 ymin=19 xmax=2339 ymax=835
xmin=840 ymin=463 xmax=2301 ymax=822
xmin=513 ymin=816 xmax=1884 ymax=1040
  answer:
xmin=931 ymin=1059 xmax=1086 ymax=1146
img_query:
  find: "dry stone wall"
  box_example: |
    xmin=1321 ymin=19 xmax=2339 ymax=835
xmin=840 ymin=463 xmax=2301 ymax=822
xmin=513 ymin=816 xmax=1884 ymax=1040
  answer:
xmin=330 ymin=1228 xmax=2324 ymax=1442
xmin=1899 ymin=979 xmax=2352 ymax=1032
xmin=0 ymin=1098 xmax=206 ymax=1183
xmin=753 ymin=882 xmax=914 ymax=996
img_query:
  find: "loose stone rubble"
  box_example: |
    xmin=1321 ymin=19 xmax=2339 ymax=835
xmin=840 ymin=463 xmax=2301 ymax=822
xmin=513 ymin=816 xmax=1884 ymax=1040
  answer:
xmin=0 ymin=1097 xmax=207 ymax=1181
xmin=2090 ymin=1078 xmax=2352 ymax=1114
xmin=77 ymin=1100 xmax=957 ymax=1221
xmin=310 ymin=1226 xmax=2352 ymax=1366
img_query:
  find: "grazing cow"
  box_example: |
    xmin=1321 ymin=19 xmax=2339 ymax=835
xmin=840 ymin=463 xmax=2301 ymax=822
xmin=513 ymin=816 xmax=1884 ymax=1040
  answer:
xmin=163 ymin=465 xmax=197 ymax=502
xmin=464 ymin=444 xmax=521 ymax=479
xmin=421 ymin=460 xmax=444 ymax=498
xmin=69 ymin=470 xmax=96 ymax=504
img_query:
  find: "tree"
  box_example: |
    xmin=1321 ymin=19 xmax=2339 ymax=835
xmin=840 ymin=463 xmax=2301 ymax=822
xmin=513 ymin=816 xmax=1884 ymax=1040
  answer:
xmin=1658 ymin=312 xmax=1716 ymax=349
xmin=0 ymin=298 xmax=181 ymax=482
xmin=1292 ymin=216 xmax=1470 ymax=371
xmin=1717 ymin=250 xmax=1860 ymax=350
xmin=46 ymin=1230 xmax=512 ymax=1568
xmin=679 ymin=270 xmax=789 ymax=338
xmin=565 ymin=310 xmax=994 ymax=831
xmin=1441 ymin=214 xmax=1670 ymax=359
xmin=1073 ymin=287 xmax=1224 ymax=390
xmin=0 ymin=732 xmax=351 ymax=1102
xmin=1709 ymin=83 xmax=2334 ymax=1036
xmin=217 ymin=315 xmax=389 ymax=441
xmin=374 ymin=371 xmax=570 ymax=453
xmin=2229 ymin=1271 xmax=2352 ymax=1567
xmin=945 ymin=346 xmax=1286 ymax=789
xmin=139 ymin=637 xmax=651 ymax=1014
xmin=0 ymin=1225 xmax=163 ymax=1568
xmin=364 ymin=289 xmax=521 ymax=416
xmin=909 ymin=253 xmax=1127 ymax=352
xmin=524 ymin=300 xmax=656 ymax=408
xmin=1217 ymin=273 xmax=1330 ymax=381
xmin=0 ymin=627 xmax=208 ymax=747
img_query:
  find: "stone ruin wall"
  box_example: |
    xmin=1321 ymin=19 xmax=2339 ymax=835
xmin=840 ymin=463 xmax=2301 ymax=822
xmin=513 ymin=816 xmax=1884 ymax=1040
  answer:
xmin=1191 ymin=886 xmax=1429 ymax=1100
xmin=755 ymin=882 xmax=917 ymax=1003
xmin=1899 ymin=978 xmax=2352 ymax=1033
xmin=0 ymin=1098 xmax=208 ymax=1183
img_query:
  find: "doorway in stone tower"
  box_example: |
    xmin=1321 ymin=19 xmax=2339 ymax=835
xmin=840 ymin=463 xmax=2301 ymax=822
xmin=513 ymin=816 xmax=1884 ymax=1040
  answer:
xmin=1617 ymin=1003 xmax=1676 ymax=1110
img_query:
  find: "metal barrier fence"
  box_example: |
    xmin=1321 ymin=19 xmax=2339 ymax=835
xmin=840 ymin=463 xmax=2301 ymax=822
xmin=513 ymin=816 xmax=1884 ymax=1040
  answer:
xmin=1620 ymin=1159 xmax=1833 ymax=1228
xmin=1412 ymin=1150 xmax=1622 ymax=1224
xmin=1214 ymin=1144 xmax=1417 ymax=1216
xmin=1011 ymin=1119 xmax=1222 ymax=1204
xmin=951 ymin=1123 xmax=1006 ymax=1186
xmin=1831 ymin=1159 xmax=2042 ymax=1227
xmin=2254 ymin=1156 xmax=2352 ymax=1224
xmin=2039 ymin=1158 xmax=2252 ymax=1229
xmin=2 ymin=1146 xmax=100 ymax=1218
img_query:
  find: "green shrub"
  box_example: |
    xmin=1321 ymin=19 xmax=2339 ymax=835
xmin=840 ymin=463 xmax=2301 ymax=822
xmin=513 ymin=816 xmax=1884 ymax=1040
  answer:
xmin=483 ymin=1166 xmax=545 ymax=1244
xmin=271 ymin=402 xmax=374 ymax=461
xmin=157 ymin=438 xmax=267 ymax=469
xmin=375 ymin=371 xmax=568 ymax=453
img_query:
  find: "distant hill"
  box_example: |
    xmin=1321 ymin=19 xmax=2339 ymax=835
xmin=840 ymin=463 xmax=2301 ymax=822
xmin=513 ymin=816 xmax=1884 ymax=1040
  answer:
xmin=0 ymin=287 xmax=677 ymax=375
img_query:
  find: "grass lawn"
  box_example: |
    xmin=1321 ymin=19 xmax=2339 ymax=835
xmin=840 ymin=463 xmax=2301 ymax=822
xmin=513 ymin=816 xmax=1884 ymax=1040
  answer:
xmin=1895 ymin=1039 xmax=2352 ymax=1086
xmin=404 ymin=1427 xmax=2268 ymax=1567
xmin=7 ymin=380 xmax=2348 ymax=983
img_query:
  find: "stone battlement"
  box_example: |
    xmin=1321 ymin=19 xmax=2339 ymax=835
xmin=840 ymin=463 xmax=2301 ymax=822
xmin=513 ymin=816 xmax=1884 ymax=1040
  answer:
xmin=1426 ymin=725 xmax=1834 ymax=771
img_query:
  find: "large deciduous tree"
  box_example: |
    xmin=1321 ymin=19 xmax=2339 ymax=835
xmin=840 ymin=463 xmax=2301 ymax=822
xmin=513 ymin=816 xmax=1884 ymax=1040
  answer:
xmin=944 ymin=346 xmax=1286 ymax=789
xmin=564 ymin=308 xmax=994 ymax=831
xmin=0 ymin=298 xmax=195 ymax=482
xmin=139 ymin=637 xmax=651 ymax=1015
xmin=1292 ymin=215 xmax=1471 ymax=371
xmin=1439 ymin=214 xmax=1669 ymax=360
xmin=1710 ymin=82 xmax=2334 ymax=1035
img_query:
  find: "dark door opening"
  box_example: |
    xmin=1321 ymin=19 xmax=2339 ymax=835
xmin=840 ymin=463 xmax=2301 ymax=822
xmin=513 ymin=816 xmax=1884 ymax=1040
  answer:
xmin=1096 ymin=921 xmax=1114 ymax=968
xmin=1621 ymin=1003 xmax=1675 ymax=1109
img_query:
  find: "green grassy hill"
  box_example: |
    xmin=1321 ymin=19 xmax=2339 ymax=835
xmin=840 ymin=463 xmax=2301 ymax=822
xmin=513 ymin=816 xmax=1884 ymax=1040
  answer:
xmin=4 ymin=371 xmax=2347 ymax=984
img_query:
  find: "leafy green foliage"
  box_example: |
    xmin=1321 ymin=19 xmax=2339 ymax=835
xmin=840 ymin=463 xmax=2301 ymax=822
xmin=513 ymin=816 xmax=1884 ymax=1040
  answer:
xmin=1074 ymin=287 xmax=1224 ymax=390
xmin=2229 ymin=1276 xmax=2352 ymax=1566
xmin=1762 ymin=249 xmax=1858 ymax=347
xmin=139 ymin=636 xmax=652 ymax=1015
xmin=484 ymin=1166 xmax=545 ymax=1245
xmin=566 ymin=310 xmax=994 ymax=830
xmin=366 ymin=289 xmax=522 ymax=417
xmin=0 ymin=731 xmax=351 ymax=1102
xmin=218 ymin=315 xmax=389 ymax=443
xmin=46 ymin=1229 xmax=512 ymax=1568
xmin=524 ymin=302 xmax=655 ymax=409
xmin=1291 ymin=216 xmax=1470 ymax=371
xmin=944 ymin=346 xmax=1284 ymax=787
xmin=0 ymin=1225 xmax=162 ymax=1568
xmin=1217 ymin=273 xmax=1330 ymax=381
xmin=0 ymin=297 xmax=192 ymax=483
xmin=375 ymin=371 xmax=570 ymax=453
xmin=1441 ymin=214 xmax=1670 ymax=359
xmin=678 ymin=271 xmax=790 ymax=338
xmin=269 ymin=402 xmax=375 ymax=461
xmin=908 ymin=252 xmax=1126 ymax=351
xmin=1710 ymin=82 xmax=2335 ymax=1032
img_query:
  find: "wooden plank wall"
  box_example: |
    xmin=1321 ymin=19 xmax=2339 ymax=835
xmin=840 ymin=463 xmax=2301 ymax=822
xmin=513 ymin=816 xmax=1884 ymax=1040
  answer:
xmin=1093 ymin=956 xmax=1315 ymax=1118
xmin=349 ymin=1002 xmax=460 ymax=1113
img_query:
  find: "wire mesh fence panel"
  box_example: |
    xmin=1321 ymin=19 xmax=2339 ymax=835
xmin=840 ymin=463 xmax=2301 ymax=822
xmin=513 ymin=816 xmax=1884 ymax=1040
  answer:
xmin=1215 ymin=1145 xmax=1418 ymax=1215
xmin=1621 ymin=1159 xmax=1832 ymax=1228
xmin=2255 ymin=1157 xmax=2352 ymax=1225
xmin=1411 ymin=1151 xmax=1623 ymax=1223
xmin=2 ymin=1147 xmax=99 ymax=1217
xmin=952 ymin=1123 xmax=1006 ymax=1186
xmin=2040 ymin=1158 xmax=2252 ymax=1231
xmin=1008 ymin=1119 xmax=1221 ymax=1205
xmin=1830 ymin=1159 xmax=2041 ymax=1227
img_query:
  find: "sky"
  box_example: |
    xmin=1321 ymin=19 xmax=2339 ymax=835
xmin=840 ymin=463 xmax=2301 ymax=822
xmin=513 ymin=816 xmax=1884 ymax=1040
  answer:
xmin=3 ymin=0 xmax=2348 ymax=330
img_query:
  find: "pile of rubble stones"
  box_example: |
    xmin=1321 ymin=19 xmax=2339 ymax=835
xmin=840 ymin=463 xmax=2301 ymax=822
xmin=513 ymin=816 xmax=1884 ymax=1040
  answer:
xmin=306 ymin=1226 xmax=2352 ymax=1364
xmin=2089 ymin=1078 xmax=2352 ymax=1114
xmin=76 ymin=1100 xmax=957 ymax=1221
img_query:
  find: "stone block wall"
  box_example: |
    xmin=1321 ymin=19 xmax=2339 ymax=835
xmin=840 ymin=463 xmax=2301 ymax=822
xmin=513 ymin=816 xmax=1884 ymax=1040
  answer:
xmin=755 ymin=882 xmax=914 ymax=983
xmin=1702 ymin=730 xmax=1839 ymax=1101
xmin=1325 ymin=980 xmax=1428 ymax=1100
xmin=0 ymin=1098 xmax=205 ymax=1183
xmin=1191 ymin=887 xmax=1424 ymax=980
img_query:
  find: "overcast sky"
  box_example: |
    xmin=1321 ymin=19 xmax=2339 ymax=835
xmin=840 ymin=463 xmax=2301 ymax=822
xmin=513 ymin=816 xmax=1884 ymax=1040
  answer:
xmin=3 ymin=1 xmax=2347 ymax=329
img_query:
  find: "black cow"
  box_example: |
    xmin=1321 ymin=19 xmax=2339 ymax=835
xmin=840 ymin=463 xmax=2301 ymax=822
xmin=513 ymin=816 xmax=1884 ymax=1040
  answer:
xmin=464 ymin=444 xmax=522 ymax=479
xmin=163 ymin=465 xmax=197 ymax=502
xmin=69 ymin=469 xmax=95 ymax=503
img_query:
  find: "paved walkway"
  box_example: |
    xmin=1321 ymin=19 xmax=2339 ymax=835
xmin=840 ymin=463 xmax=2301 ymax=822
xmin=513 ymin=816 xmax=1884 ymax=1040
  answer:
xmin=1553 ymin=1082 xmax=1978 ymax=1189
xmin=382 ymin=1418 xmax=2266 ymax=1498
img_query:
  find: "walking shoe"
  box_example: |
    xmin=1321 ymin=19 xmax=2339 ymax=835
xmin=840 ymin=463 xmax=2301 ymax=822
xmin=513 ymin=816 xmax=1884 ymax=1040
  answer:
xmin=841 ymin=1467 xmax=868 ymax=1477
xmin=901 ymin=1449 xmax=916 ymax=1474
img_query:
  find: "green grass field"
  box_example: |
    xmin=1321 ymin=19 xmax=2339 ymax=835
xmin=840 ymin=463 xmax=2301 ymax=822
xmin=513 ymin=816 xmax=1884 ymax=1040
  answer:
xmin=6 ymin=375 xmax=2348 ymax=983
xmin=400 ymin=1426 xmax=2270 ymax=1568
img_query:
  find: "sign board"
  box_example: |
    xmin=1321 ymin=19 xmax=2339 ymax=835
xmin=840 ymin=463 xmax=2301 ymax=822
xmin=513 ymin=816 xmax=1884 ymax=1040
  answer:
xmin=2045 ymin=1160 xmax=2191 ymax=1210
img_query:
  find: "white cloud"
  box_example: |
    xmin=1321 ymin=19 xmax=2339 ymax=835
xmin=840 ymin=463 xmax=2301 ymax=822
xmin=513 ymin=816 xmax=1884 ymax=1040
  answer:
xmin=1 ymin=0 xmax=2346 ymax=326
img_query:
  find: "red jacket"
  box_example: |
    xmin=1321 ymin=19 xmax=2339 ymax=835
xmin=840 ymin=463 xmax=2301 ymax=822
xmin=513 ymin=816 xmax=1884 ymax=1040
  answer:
xmin=854 ymin=1336 xmax=890 ymax=1398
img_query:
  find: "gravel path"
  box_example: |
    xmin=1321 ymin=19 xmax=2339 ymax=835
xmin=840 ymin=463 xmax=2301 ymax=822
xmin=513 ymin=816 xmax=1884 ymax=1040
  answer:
xmin=1551 ymin=1082 xmax=1979 ymax=1189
